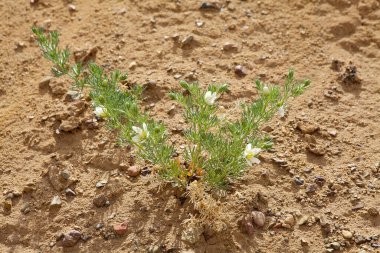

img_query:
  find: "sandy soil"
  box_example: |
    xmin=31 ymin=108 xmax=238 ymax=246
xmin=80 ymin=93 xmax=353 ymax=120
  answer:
xmin=1 ymin=0 xmax=380 ymax=252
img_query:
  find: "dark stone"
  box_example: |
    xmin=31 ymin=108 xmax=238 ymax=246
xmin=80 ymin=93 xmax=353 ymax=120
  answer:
xmin=200 ymin=2 xmax=219 ymax=11
xmin=234 ymin=65 xmax=248 ymax=76
xmin=294 ymin=177 xmax=304 ymax=185
xmin=315 ymin=176 xmax=325 ymax=186
xmin=305 ymin=183 xmax=317 ymax=193
xmin=93 ymin=194 xmax=107 ymax=207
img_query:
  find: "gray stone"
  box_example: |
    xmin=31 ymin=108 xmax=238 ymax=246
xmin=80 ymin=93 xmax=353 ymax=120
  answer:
xmin=342 ymin=230 xmax=352 ymax=239
xmin=251 ymin=211 xmax=265 ymax=227
xmin=59 ymin=117 xmax=80 ymax=132
xmin=50 ymin=196 xmax=62 ymax=208
xmin=39 ymin=76 xmax=53 ymax=89
xmin=330 ymin=242 xmax=340 ymax=250
xmin=181 ymin=35 xmax=194 ymax=47
xmin=181 ymin=225 xmax=203 ymax=244
xmin=21 ymin=202 xmax=31 ymax=214
xmin=93 ymin=194 xmax=107 ymax=207
xmin=61 ymin=230 xmax=81 ymax=247
xmin=60 ymin=170 xmax=70 ymax=180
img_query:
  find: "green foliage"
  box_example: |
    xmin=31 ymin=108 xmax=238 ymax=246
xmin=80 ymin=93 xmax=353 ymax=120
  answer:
xmin=169 ymin=75 xmax=309 ymax=187
xmin=33 ymin=27 xmax=310 ymax=189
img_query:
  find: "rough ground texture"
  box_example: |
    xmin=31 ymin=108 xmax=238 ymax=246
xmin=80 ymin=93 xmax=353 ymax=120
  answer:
xmin=1 ymin=0 xmax=380 ymax=252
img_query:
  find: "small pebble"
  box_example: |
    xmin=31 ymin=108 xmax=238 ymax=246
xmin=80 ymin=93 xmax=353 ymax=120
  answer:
xmin=305 ymin=183 xmax=317 ymax=193
xmin=330 ymin=242 xmax=340 ymax=250
xmin=239 ymin=214 xmax=254 ymax=235
xmin=113 ymin=221 xmax=128 ymax=235
xmin=367 ymin=207 xmax=379 ymax=216
xmin=21 ymin=202 xmax=31 ymax=214
xmin=298 ymin=215 xmax=309 ymax=225
xmin=328 ymin=129 xmax=337 ymax=137
xmin=234 ymin=65 xmax=248 ymax=76
xmin=50 ymin=196 xmax=62 ymax=209
xmin=181 ymin=35 xmax=194 ymax=47
xmin=81 ymin=234 xmax=91 ymax=242
xmin=39 ymin=76 xmax=53 ymax=89
xmin=129 ymin=61 xmax=137 ymax=70
xmin=3 ymin=199 xmax=12 ymax=212
xmin=301 ymin=238 xmax=309 ymax=246
xmin=342 ymin=230 xmax=353 ymax=239
xmin=65 ymin=188 xmax=76 ymax=196
xmin=67 ymin=4 xmax=76 ymax=12
xmin=222 ymin=42 xmax=238 ymax=51
xmin=195 ymin=20 xmax=204 ymax=27
xmin=64 ymin=90 xmax=81 ymax=101
xmin=294 ymin=177 xmax=304 ymax=185
xmin=96 ymin=172 xmax=109 ymax=188
xmin=127 ymin=166 xmax=141 ymax=177
xmin=61 ymin=230 xmax=81 ymax=247
xmin=200 ymin=2 xmax=219 ymax=11
xmin=352 ymin=202 xmax=364 ymax=211
xmin=315 ymin=176 xmax=325 ymax=186
xmin=60 ymin=170 xmax=70 ymax=180
xmin=283 ymin=214 xmax=295 ymax=227
xmin=93 ymin=194 xmax=107 ymax=207
xmin=251 ymin=211 xmax=265 ymax=227
xmin=148 ymin=245 xmax=161 ymax=253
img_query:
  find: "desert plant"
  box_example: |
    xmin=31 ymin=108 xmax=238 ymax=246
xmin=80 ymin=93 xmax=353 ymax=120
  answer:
xmin=32 ymin=27 xmax=310 ymax=190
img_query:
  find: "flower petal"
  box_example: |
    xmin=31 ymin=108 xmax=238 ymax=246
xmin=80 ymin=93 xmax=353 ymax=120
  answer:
xmin=132 ymin=126 xmax=142 ymax=134
xmin=252 ymin=148 xmax=261 ymax=155
xmin=278 ymin=105 xmax=286 ymax=118
xmin=94 ymin=106 xmax=106 ymax=117
xmin=132 ymin=135 xmax=140 ymax=143
xmin=250 ymin=157 xmax=261 ymax=164
xmin=204 ymin=91 xmax=218 ymax=105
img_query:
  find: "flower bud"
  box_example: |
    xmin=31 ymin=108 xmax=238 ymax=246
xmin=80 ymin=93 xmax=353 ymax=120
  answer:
xmin=263 ymin=86 xmax=270 ymax=95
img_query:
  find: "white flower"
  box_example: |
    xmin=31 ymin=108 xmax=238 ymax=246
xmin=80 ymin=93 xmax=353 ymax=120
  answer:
xmin=94 ymin=106 xmax=106 ymax=118
xmin=132 ymin=123 xmax=150 ymax=143
xmin=204 ymin=91 xmax=217 ymax=105
xmin=263 ymin=86 xmax=270 ymax=95
xmin=244 ymin=143 xmax=261 ymax=166
xmin=278 ymin=105 xmax=286 ymax=118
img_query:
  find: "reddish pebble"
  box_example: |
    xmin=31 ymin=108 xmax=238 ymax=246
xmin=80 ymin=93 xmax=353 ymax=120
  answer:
xmin=113 ymin=221 xmax=128 ymax=235
xmin=127 ymin=166 xmax=141 ymax=177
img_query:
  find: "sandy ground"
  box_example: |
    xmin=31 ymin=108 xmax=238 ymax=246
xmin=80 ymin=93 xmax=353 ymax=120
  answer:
xmin=0 ymin=0 xmax=380 ymax=252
